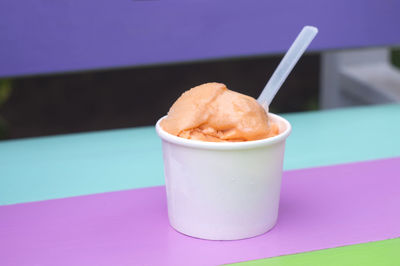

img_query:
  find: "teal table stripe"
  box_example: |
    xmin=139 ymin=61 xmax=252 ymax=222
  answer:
xmin=0 ymin=128 xmax=164 ymax=205
xmin=1 ymin=104 xmax=400 ymax=205
xmin=282 ymin=104 xmax=400 ymax=169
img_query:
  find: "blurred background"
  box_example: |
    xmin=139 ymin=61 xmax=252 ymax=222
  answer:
xmin=1 ymin=1 xmax=400 ymax=141
xmin=0 ymin=50 xmax=399 ymax=140
xmin=1 ymin=54 xmax=320 ymax=139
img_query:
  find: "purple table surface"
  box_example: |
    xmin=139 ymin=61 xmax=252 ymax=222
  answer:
xmin=1 ymin=157 xmax=399 ymax=266
xmin=1 ymin=0 xmax=399 ymax=78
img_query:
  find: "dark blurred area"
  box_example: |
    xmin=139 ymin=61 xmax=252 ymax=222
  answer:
xmin=0 ymin=54 xmax=319 ymax=140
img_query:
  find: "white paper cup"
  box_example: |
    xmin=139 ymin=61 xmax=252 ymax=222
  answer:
xmin=156 ymin=113 xmax=291 ymax=240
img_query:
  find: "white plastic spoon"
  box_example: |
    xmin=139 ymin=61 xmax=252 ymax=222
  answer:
xmin=257 ymin=26 xmax=318 ymax=108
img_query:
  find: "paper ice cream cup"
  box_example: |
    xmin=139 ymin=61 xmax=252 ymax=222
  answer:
xmin=156 ymin=113 xmax=291 ymax=240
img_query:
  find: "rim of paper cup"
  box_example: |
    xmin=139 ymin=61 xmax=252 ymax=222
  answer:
xmin=155 ymin=113 xmax=291 ymax=150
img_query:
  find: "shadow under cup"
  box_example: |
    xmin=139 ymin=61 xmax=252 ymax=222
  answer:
xmin=156 ymin=114 xmax=291 ymax=240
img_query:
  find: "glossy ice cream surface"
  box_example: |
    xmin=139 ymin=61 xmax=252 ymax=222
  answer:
xmin=160 ymin=83 xmax=279 ymax=142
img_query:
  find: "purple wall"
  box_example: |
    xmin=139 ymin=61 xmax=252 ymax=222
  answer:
xmin=1 ymin=0 xmax=399 ymax=78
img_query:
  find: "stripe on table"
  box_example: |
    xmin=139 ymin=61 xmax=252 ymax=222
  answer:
xmin=1 ymin=104 xmax=399 ymax=205
xmin=231 ymin=238 xmax=400 ymax=266
xmin=1 ymin=157 xmax=399 ymax=265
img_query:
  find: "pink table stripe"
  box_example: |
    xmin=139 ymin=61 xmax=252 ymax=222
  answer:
xmin=1 ymin=158 xmax=400 ymax=266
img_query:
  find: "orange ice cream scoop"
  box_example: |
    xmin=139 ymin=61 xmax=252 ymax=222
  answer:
xmin=160 ymin=82 xmax=279 ymax=142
